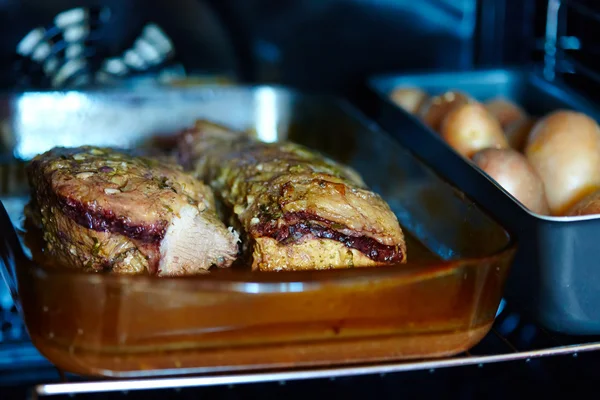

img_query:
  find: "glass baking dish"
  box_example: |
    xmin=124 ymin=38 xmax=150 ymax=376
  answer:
xmin=0 ymin=86 xmax=515 ymax=378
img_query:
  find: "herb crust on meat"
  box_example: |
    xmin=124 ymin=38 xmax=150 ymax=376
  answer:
xmin=27 ymin=146 xmax=239 ymax=275
xmin=178 ymin=120 xmax=407 ymax=271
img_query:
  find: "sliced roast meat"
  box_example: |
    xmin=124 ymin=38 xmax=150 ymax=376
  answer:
xmin=27 ymin=146 xmax=239 ymax=275
xmin=178 ymin=120 xmax=407 ymax=271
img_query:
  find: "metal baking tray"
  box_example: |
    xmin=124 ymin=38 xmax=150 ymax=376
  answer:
xmin=364 ymin=68 xmax=600 ymax=335
xmin=0 ymin=86 xmax=514 ymax=378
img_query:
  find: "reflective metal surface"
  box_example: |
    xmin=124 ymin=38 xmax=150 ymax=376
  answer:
xmin=1 ymin=87 xmax=293 ymax=159
xmin=366 ymin=68 xmax=600 ymax=334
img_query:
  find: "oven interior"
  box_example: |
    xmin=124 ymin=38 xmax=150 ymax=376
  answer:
xmin=1 ymin=0 xmax=600 ymax=394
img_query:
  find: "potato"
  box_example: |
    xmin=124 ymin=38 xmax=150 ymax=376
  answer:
xmin=485 ymin=98 xmax=527 ymax=129
xmin=525 ymin=110 xmax=600 ymax=215
xmin=565 ymin=190 xmax=600 ymax=216
xmin=418 ymin=91 xmax=471 ymax=132
xmin=440 ymin=103 xmax=509 ymax=158
xmin=504 ymin=117 xmax=537 ymax=152
xmin=390 ymin=87 xmax=429 ymax=115
xmin=472 ymin=148 xmax=550 ymax=214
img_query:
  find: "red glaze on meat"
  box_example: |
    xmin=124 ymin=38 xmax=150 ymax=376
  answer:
xmin=27 ymin=146 xmax=239 ymax=275
xmin=178 ymin=120 xmax=407 ymax=271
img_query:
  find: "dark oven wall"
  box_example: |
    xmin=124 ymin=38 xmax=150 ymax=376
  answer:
xmin=209 ymin=0 xmax=480 ymax=92
xmin=551 ymin=0 xmax=600 ymax=104
xmin=0 ymin=0 xmax=241 ymax=89
xmin=0 ymin=0 xmax=485 ymax=92
xmin=0 ymin=0 xmax=548 ymax=93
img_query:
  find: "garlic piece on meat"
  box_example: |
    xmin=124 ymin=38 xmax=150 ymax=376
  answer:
xmin=76 ymin=172 xmax=94 ymax=180
xmin=104 ymin=188 xmax=120 ymax=195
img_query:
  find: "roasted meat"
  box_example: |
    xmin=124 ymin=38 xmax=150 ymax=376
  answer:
xmin=27 ymin=146 xmax=239 ymax=275
xmin=178 ymin=121 xmax=407 ymax=271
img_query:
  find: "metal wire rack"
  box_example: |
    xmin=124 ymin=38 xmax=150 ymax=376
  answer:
xmin=2 ymin=235 xmax=599 ymax=397
xmin=11 ymin=300 xmax=596 ymax=397
xmin=544 ymin=0 xmax=600 ymax=94
xmin=0 ymin=165 xmax=599 ymax=397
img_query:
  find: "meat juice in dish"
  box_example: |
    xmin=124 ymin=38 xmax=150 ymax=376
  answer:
xmin=178 ymin=120 xmax=408 ymax=271
xmin=26 ymin=146 xmax=239 ymax=275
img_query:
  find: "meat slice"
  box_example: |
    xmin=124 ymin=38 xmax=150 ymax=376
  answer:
xmin=178 ymin=120 xmax=407 ymax=271
xmin=27 ymin=146 xmax=239 ymax=275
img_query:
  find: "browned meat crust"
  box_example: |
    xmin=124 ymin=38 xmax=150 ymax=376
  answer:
xmin=27 ymin=146 xmax=239 ymax=275
xmin=178 ymin=120 xmax=407 ymax=271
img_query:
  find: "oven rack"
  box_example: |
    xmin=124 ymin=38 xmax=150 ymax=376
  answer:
xmin=544 ymin=0 xmax=600 ymax=85
xmin=0 ymin=299 xmax=593 ymax=397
